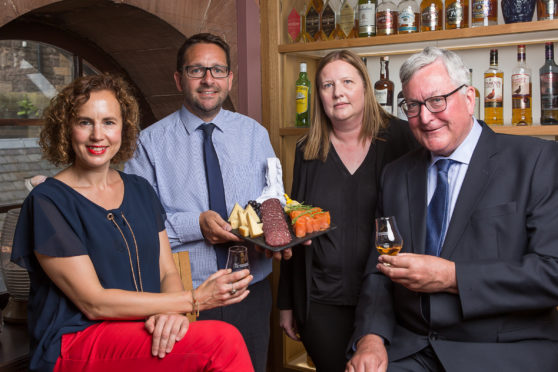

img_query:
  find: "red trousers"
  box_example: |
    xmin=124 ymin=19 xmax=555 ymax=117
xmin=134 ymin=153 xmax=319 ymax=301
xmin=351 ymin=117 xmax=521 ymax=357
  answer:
xmin=53 ymin=320 xmax=254 ymax=372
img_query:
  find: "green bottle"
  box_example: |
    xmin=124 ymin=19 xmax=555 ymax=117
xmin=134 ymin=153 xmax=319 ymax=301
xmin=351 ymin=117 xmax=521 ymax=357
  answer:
xmin=358 ymin=0 xmax=377 ymax=37
xmin=295 ymin=62 xmax=311 ymax=127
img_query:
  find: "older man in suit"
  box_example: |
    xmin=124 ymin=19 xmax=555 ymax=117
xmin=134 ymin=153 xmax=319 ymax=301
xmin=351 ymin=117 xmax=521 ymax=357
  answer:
xmin=346 ymin=47 xmax=558 ymax=372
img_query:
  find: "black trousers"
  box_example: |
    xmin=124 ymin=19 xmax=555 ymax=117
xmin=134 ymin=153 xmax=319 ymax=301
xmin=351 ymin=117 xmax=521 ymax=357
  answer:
xmin=388 ymin=345 xmax=445 ymax=372
xmin=198 ymin=278 xmax=271 ymax=372
xmin=300 ymin=301 xmax=356 ymax=372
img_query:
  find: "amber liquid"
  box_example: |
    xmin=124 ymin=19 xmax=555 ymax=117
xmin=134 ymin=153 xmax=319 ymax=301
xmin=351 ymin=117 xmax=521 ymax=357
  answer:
xmin=484 ymin=71 xmax=504 ymax=125
xmin=374 ymin=58 xmax=395 ymax=114
xmin=420 ymin=0 xmax=443 ymax=31
xmin=537 ymin=0 xmax=557 ymax=20
xmin=471 ymin=0 xmax=497 ymax=26
xmin=377 ymin=244 xmax=402 ymax=256
xmin=445 ymin=0 xmax=469 ymax=29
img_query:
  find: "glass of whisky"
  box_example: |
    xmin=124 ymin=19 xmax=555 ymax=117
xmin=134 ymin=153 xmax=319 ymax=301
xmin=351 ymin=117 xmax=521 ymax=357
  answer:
xmin=375 ymin=216 xmax=403 ymax=265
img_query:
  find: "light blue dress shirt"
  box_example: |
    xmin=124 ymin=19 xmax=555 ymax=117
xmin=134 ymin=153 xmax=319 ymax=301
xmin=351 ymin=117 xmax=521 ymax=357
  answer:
xmin=125 ymin=106 xmax=276 ymax=287
xmin=427 ymin=119 xmax=483 ymax=246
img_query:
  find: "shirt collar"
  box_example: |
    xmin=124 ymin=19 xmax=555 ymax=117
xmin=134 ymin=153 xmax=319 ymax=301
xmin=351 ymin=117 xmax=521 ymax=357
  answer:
xmin=179 ymin=105 xmax=228 ymax=135
xmin=429 ymin=118 xmax=483 ymax=168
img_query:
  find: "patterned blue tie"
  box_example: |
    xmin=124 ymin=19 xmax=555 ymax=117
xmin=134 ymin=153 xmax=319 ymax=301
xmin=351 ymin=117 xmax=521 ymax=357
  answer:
xmin=199 ymin=123 xmax=228 ymax=269
xmin=425 ymin=159 xmax=453 ymax=256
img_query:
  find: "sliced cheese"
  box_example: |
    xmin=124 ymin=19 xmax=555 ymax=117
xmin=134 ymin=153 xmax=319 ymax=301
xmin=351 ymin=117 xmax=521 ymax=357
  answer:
xmin=245 ymin=204 xmax=260 ymax=223
xmin=228 ymin=203 xmax=243 ymax=229
xmin=247 ymin=212 xmax=263 ymax=238
xmin=238 ymin=209 xmax=248 ymax=227
xmin=238 ymin=225 xmax=250 ymax=237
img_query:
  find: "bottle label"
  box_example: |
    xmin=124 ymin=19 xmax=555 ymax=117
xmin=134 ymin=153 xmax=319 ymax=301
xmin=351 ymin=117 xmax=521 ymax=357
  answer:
xmin=375 ymin=89 xmax=389 ymax=105
xmin=340 ymin=3 xmax=356 ymax=36
xmin=296 ymin=85 xmax=309 ymax=114
xmin=398 ymin=8 xmax=417 ymax=32
xmin=446 ymin=2 xmax=464 ymax=25
xmin=376 ymin=11 xmax=396 ymax=34
xmin=359 ymin=3 xmax=376 ymax=34
xmin=511 ymin=73 xmax=530 ymax=96
xmin=484 ymin=76 xmax=503 ymax=107
xmin=421 ymin=4 xmax=439 ymax=29
xmin=287 ymin=8 xmax=301 ymax=41
xmin=472 ymin=0 xmax=496 ymax=19
xmin=540 ymin=0 xmax=556 ymax=19
xmin=512 ymin=96 xmax=531 ymax=109
xmin=322 ymin=5 xmax=336 ymax=37
xmin=306 ymin=6 xmax=321 ymax=37
xmin=541 ymin=72 xmax=558 ymax=110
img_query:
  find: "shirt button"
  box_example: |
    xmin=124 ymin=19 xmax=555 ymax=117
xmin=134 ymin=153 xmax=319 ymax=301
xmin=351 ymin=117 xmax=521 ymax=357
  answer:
xmin=429 ymin=331 xmax=438 ymax=340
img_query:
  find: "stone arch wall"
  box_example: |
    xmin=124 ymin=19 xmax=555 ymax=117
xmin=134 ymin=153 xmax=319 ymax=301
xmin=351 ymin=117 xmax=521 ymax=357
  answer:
xmin=0 ymin=0 xmax=240 ymax=126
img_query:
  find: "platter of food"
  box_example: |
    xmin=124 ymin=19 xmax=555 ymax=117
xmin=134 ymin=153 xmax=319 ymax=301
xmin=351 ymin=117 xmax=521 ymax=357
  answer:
xmin=228 ymin=196 xmax=336 ymax=252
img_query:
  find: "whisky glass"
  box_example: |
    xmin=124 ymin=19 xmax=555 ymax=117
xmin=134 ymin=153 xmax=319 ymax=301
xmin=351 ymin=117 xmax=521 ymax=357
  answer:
xmin=226 ymin=245 xmax=250 ymax=272
xmin=375 ymin=216 xmax=403 ymax=265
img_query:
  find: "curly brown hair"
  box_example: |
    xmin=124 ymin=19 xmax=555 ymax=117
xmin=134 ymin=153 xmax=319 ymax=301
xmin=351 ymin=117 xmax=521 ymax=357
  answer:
xmin=39 ymin=74 xmax=140 ymax=166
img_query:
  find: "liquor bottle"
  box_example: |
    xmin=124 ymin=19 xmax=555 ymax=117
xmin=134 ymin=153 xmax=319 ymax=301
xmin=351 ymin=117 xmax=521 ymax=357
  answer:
xmin=469 ymin=68 xmax=481 ymax=119
xmin=358 ymin=0 xmax=377 ymax=37
xmin=537 ymin=0 xmax=557 ymax=20
xmin=471 ymin=0 xmax=497 ymax=27
xmin=484 ymin=49 xmax=504 ymax=125
xmin=420 ymin=0 xmax=443 ymax=31
xmin=316 ymin=0 xmax=337 ymax=40
xmin=540 ymin=42 xmax=558 ymax=125
xmin=329 ymin=0 xmax=348 ymax=40
xmin=287 ymin=4 xmax=303 ymax=43
xmin=445 ymin=0 xmax=469 ymax=29
xmin=398 ymin=0 xmax=420 ymax=33
xmin=339 ymin=0 xmax=359 ymax=38
xmin=376 ymin=0 xmax=398 ymax=35
xmin=511 ymin=45 xmax=532 ymax=126
xmin=305 ymin=0 xmax=323 ymax=41
xmin=296 ymin=63 xmax=311 ymax=127
xmin=397 ymin=91 xmax=408 ymax=120
xmin=374 ymin=56 xmax=395 ymax=114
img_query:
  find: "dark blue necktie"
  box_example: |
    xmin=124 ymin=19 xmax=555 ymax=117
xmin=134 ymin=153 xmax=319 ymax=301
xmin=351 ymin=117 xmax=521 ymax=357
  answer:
xmin=199 ymin=123 xmax=228 ymax=269
xmin=425 ymin=159 xmax=453 ymax=257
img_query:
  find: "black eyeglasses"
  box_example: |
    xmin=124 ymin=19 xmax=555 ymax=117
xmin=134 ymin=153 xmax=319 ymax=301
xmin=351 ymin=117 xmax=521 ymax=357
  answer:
xmin=399 ymin=84 xmax=467 ymax=118
xmin=183 ymin=65 xmax=230 ymax=79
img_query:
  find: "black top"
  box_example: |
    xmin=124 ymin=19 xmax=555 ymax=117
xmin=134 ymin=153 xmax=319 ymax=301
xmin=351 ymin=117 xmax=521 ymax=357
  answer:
xmin=11 ymin=172 xmax=166 ymax=372
xmin=304 ymin=140 xmax=379 ymax=305
xmin=278 ymin=118 xmax=418 ymax=328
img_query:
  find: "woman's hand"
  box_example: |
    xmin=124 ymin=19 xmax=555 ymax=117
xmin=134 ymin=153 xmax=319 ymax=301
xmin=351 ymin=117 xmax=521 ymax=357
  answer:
xmin=280 ymin=309 xmax=300 ymax=341
xmin=145 ymin=313 xmax=189 ymax=358
xmin=195 ymin=269 xmax=253 ymax=310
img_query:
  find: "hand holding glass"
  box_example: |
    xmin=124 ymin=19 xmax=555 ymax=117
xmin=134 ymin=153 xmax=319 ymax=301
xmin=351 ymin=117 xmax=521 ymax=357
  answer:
xmin=226 ymin=245 xmax=250 ymax=272
xmin=375 ymin=217 xmax=403 ymax=264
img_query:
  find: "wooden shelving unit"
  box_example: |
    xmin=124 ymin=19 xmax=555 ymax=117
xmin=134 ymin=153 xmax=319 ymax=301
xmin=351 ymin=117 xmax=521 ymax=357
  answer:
xmin=260 ymin=4 xmax=558 ymax=370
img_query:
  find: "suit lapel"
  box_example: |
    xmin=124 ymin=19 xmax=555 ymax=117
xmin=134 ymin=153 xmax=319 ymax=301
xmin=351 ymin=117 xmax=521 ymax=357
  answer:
xmin=441 ymin=123 xmax=498 ymax=259
xmin=407 ymin=149 xmax=429 ymax=254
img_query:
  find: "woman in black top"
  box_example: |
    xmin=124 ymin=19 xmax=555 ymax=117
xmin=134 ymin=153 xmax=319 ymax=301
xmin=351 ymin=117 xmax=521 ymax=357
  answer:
xmin=278 ymin=50 xmax=416 ymax=372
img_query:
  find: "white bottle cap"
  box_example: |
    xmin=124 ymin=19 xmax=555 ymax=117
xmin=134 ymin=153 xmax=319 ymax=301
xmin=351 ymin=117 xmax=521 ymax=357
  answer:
xmin=300 ymin=62 xmax=307 ymax=72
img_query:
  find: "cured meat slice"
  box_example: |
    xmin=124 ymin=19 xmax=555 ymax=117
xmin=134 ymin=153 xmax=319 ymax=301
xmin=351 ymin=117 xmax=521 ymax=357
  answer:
xmin=261 ymin=198 xmax=292 ymax=247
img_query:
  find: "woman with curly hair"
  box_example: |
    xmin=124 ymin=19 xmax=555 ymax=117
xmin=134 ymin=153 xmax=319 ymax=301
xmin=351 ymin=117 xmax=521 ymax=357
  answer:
xmin=11 ymin=74 xmax=254 ymax=372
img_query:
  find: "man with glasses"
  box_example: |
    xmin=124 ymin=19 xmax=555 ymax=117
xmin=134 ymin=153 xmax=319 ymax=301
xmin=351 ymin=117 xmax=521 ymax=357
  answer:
xmin=346 ymin=47 xmax=558 ymax=372
xmin=125 ymin=33 xmax=276 ymax=372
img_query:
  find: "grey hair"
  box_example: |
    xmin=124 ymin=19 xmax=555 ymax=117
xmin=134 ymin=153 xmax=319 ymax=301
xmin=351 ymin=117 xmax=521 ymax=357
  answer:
xmin=400 ymin=47 xmax=470 ymax=89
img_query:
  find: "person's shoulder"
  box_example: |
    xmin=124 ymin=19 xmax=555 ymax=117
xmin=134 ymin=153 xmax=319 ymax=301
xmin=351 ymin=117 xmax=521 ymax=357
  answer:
xmin=221 ymin=109 xmax=266 ymax=131
xmin=139 ymin=110 xmax=181 ymax=138
xmin=120 ymin=171 xmax=154 ymax=190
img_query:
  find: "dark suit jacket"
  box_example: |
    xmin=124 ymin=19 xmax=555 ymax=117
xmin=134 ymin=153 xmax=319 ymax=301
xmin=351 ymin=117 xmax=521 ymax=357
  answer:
xmin=350 ymin=122 xmax=558 ymax=371
xmin=277 ymin=118 xmax=417 ymax=331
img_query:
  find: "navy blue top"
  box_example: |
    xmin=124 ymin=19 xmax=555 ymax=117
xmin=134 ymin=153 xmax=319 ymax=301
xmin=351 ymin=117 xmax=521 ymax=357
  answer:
xmin=11 ymin=172 xmax=166 ymax=372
